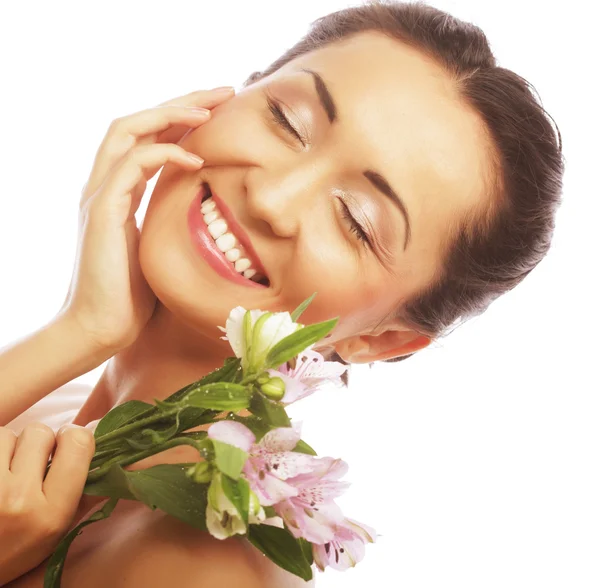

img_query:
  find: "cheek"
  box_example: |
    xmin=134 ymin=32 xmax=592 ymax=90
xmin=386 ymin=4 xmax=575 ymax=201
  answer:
xmin=280 ymin=242 xmax=373 ymax=324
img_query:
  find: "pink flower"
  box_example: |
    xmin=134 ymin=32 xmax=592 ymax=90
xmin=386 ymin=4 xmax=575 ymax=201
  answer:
xmin=208 ymin=420 xmax=256 ymax=452
xmin=274 ymin=457 xmax=351 ymax=544
xmin=267 ymin=349 xmax=348 ymax=405
xmin=207 ymin=420 xmax=319 ymax=507
xmin=312 ymin=518 xmax=377 ymax=571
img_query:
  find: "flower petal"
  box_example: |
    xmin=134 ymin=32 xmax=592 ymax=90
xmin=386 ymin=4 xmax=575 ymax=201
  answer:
xmin=267 ymin=370 xmax=309 ymax=405
xmin=275 ymin=501 xmax=337 ymax=544
xmin=262 ymin=515 xmax=285 ymax=528
xmin=223 ymin=306 xmax=247 ymax=358
xmin=344 ymin=517 xmax=377 ymax=544
xmin=206 ymin=505 xmax=229 ymax=540
xmin=312 ymin=543 xmax=329 ymax=572
xmin=205 ymin=504 xmax=246 ymax=540
xmin=224 ymin=306 xmax=265 ymax=359
xmin=288 ymin=457 xmax=349 ymax=487
xmin=254 ymin=312 xmax=299 ymax=360
xmin=208 ymin=420 xmax=256 ymax=452
xmin=262 ymin=451 xmax=318 ymax=481
xmin=258 ymin=425 xmax=302 ymax=453
xmin=245 ymin=467 xmax=299 ymax=506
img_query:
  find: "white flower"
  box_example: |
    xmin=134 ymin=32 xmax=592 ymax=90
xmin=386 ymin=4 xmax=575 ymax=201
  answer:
xmin=218 ymin=306 xmax=307 ymax=374
xmin=206 ymin=472 xmax=266 ymax=540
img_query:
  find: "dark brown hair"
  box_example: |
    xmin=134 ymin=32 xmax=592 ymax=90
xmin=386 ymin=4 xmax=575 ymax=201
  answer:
xmin=242 ymin=0 xmax=565 ymax=386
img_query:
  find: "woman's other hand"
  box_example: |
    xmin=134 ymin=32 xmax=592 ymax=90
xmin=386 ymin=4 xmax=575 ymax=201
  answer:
xmin=58 ymin=86 xmax=235 ymax=354
xmin=0 ymin=422 xmax=95 ymax=585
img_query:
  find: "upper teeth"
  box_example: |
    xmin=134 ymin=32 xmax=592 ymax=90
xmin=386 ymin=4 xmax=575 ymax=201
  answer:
xmin=201 ymin=196 xmax=265 ymax=282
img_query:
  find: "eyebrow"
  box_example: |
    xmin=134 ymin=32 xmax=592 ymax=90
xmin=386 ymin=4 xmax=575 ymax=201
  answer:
xmin=301 ymin=67 xmax=412 ymax=251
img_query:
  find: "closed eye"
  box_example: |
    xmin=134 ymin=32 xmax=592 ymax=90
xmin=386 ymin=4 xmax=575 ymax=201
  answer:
xmin=339 ymin=198 xmax=373 ymax=250
xmin=265 ymin=95 xmax=306 ymax=146
xmin=265 ymin=92 xmax=374 ymax=252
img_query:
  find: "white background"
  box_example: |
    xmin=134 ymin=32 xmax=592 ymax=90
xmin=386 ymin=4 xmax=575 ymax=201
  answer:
xmin=1 ymin=1 xmax=598 ymax=586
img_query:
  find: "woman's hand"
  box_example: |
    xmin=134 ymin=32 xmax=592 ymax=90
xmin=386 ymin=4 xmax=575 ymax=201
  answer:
xmin=0 ymin=422 xmax=95 ymax=585
xmin=59 ymin=86 xmax=235 ymax=354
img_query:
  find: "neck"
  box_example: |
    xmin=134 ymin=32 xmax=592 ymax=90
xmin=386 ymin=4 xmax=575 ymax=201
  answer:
xmin=71 ymin=302 xmax=231 ymax=426
xmin=71 ymin=301 xmax=334 ymax=427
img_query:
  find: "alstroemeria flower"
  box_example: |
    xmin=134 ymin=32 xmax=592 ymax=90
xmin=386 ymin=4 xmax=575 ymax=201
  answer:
xmin=244 ymin=422 xmax=320 ymax=506
xmin=217 ymin=306 xmax=306 ymax=374
xmin=206 ymin=471 xmax=266 ymax=540
xmin=274 ymin=457 xmax=351 ymax=544
xmin=313 ymin=518 xmax=377 ymax=571
xmin=266 ymin=349 xmax=348 ymax=405
xmin=208 ymin=420 xmax=320 ymax=507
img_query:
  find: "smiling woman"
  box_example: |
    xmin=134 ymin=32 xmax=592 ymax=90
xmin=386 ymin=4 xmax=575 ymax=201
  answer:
xmin=0 ymin=0 xmax=565 ymax=586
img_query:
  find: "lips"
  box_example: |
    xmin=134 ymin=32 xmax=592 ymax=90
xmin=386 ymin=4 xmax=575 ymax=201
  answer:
xmin=202 ymin=183 xmax=269 ymax=281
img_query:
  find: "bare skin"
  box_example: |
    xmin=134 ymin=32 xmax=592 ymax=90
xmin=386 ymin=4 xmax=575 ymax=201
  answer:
xmin=9 ymin=30 xmax=495 ymax=586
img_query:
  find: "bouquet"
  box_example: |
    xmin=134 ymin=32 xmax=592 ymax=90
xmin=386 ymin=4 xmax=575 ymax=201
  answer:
xmin=44 ymin=293 xmax=376 ymax=587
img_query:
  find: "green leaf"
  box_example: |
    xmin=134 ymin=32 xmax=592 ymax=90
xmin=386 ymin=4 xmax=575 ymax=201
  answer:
xmin=94 ymin=400 xmax=155 ymax=438
xmin=247 ymin=525 xmax=313 ymax=581
xmin=250 ymin=311 xmax=273 ymax=368
xmin=163 ymin=357 xmax=243 ymax=404
xmin=212 ymin=440 xmax=249 ymax=480
xmin=298 ymin=537 xmax=314 ymax=566
xmin=290 ymin=292 xmax=317 ymax=322
xmin=125 ymin=410 xmax=183 ymax=451
xmin=84 ymin=462 xmax=137 ymax=500
xmin=176 ymin=407 xmax=219 ymax=433
xmin=86 ymin=463 xmax=209 ymax=530
xmin=43 ymin=497 xmax=119 ymax=588
xmin=185 ymin=382 xmax=251 ymax=411
xmin=179 ymin=431 xmax=209 ymax=442
xmin=249 ymin=392 xmax=291 ymax=428
xmin=243 ymin=310 xmax=253 ymax=370
xmin=264 ymin=318 xmax=338 ymax=370
xmin=293 ymin=439 xmax=318 ymax=456
xmin=221 ymin=474 xmax=250 ymax=526
xmin=229 ymin=414 xmax=272 ymax=442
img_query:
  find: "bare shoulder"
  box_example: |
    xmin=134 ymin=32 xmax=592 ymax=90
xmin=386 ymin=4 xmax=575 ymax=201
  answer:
xmin=134 ymin=530 xmax=316 ymax=588
xmin=58 ymin=501 xmax=314 ymax=588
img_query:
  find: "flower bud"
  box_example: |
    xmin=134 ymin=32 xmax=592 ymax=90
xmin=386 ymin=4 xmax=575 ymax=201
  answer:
xmin=186 ymin=461 xmax=213 ymax=484
xmin=256 ymin=372 xmax=271 ymax=385
xmin=259 ymin=376 xmax=286 ymax=401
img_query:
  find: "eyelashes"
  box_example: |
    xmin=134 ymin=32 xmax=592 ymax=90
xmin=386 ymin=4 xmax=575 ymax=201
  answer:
xmin=264 ymin=92 xmax=373 ymax=251
xmin=339 ymin=198 xmax=372 ymax=249
xmin=266 ymin=95 xmax=306 ymax=146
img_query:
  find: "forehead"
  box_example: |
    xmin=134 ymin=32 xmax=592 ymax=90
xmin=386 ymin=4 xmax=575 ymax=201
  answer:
xmin=273 ymin=31 xmax=491 ymax=282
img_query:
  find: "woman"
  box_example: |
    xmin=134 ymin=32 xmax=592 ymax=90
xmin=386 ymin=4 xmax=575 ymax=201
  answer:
xmin=0 ymin=1 xmax=564 ymax=586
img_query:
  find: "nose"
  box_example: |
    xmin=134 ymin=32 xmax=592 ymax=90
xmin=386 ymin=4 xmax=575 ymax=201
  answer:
xmin=245 ymin=160 xmax=331 ymax=239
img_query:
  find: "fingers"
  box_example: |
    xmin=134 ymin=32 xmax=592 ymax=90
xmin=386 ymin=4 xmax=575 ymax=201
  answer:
xmin=84 ymin=142 xmax=204 ymax=223
xmin=81 ymin=106 xmax=208 ymax=208
xmin=80 ymin=86 xmax=235 ymax=207
xmin=155 ymin=85 xmax=235 ymax=108
xmin=0 ymin=427 xmax=18 ymax=471
xmin=43 ymin=425 xmax=95 ymax=521
xmin=9 ymin=424 xmax=56 ymax=487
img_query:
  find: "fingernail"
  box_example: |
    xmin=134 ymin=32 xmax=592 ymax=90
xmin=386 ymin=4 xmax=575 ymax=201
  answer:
xmin=60 ymin=424 xmax=92 ymax=446
xmin=85 ymin=419 xmax=100 ymax=433
xmin=211 ymin=86 xmax=235 ymax=93
xmin=186 ymin=153 xmax=204 ymax=165
xmin=188 ymin=107 xmax=211 ymax=116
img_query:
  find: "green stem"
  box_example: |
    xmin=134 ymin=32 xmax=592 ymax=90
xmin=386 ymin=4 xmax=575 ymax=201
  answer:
xmin=94 ymin=407 xmax=180 ymax=446
xmin=86 ymin=436 xmax=205 ymax=483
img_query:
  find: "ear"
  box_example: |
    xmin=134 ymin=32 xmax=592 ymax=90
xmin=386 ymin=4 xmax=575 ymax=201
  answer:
xmin=332 ymin=328 xmax=431 ymax=364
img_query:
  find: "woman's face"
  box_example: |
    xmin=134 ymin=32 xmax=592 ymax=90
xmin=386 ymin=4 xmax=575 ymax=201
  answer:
xmin=139 ymin=31 xmax=492 ymax=363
